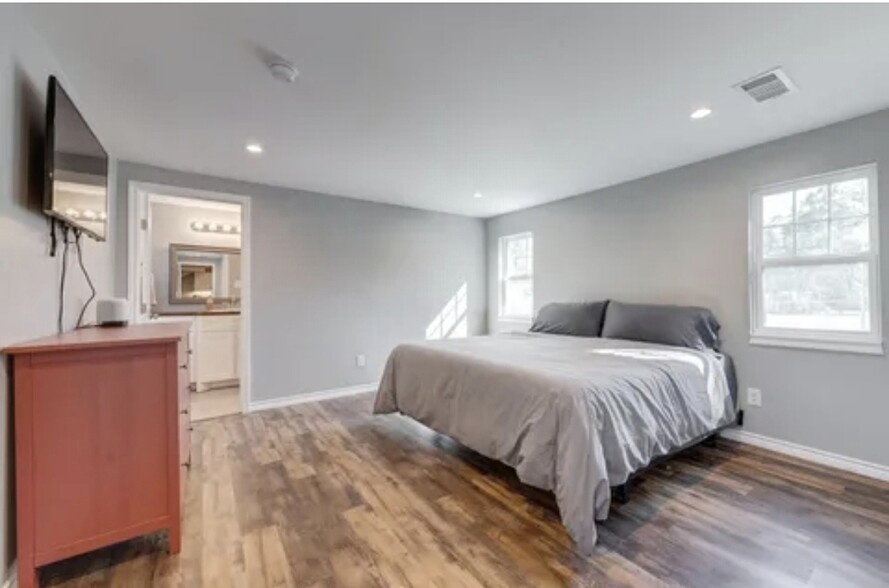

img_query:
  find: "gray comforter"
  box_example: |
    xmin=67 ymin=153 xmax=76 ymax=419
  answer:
xmin=373 ymin=333 xmax=736 ymax=554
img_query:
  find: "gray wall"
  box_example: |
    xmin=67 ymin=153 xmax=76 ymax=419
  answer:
xmin=487 ymin=109 xmax=889 ymax=468
xmin=115 ymin=162 xmax=487 ymax=402
xmin=0 ymin=6 xmax=115 ymax=580
xmin=150 ymin=201 xmax=241 ymax=313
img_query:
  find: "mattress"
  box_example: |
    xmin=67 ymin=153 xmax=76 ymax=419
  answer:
xmin=373 ymin=332 xmax=737 ymax=554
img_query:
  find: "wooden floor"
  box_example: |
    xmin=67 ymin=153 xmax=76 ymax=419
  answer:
xmin=41 ymin=393 xmax=889 ymax=587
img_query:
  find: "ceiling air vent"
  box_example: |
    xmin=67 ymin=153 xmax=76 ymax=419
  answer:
xmin=734 ymin=68 xmax=796 ymax=103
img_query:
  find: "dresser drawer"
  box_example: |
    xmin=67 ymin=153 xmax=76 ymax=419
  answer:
xmin=179 ymin=366 xmax=190 ymax=412
xmin=28 ymin=346 xmax=170 ymax=562
xmin=179 ymin=411 xmax=191 ymax=468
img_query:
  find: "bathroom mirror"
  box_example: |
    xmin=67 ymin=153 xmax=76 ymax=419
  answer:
xmin=169 ymin=244 xmax=241 ymax=305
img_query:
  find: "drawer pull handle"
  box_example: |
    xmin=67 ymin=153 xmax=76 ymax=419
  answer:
xmin=180 ymin=409 xmax=189 ymax=415
xmin=179 ymin=364 xmax=188 ymax=370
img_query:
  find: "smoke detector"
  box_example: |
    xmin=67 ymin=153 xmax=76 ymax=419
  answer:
xmin=268 ymin=60 xmax=299 ymax=84
xmin=734 ymin=67 xmax=796 ymax=103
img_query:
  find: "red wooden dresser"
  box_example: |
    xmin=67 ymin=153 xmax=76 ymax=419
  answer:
xmin=3 ymin=323 xmax=191 ymax=588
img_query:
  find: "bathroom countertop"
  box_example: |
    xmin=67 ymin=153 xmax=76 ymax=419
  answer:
xmin=156 ymin=310 xmax=241 ymax=317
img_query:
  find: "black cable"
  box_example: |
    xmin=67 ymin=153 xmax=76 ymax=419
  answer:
xmin=49 ymin=218 xmax=58 ymax=257
xmin=74 ymin=230 xmax=97 ymax=329
xmin=57 ymin=224 xmax=70 ymax=333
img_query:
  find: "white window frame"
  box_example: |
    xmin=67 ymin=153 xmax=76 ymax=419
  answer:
xmin=498 ymin=232 xmax=534 ymax=322
xmin=748 ymin=163 xmax=883 ymax=355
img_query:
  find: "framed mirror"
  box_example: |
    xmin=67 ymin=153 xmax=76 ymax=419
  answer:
xmin=169 ymin=244 xmax=241 ymax=305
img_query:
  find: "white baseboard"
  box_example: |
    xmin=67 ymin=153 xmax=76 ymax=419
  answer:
xmin=248 ymin=383 xmax=376 ymax=413
xmin=720 ymin=429 xmax=889 ymax=482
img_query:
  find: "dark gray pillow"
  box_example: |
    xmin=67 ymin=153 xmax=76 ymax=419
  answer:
xmin=600 ymin=302 xmax=720 ymax=350
xmin=529 ymin=301 xmax=609 ymax=337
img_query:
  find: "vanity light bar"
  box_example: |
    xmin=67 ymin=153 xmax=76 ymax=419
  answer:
xmin=190 ymin=220 xmax=241 ymax=234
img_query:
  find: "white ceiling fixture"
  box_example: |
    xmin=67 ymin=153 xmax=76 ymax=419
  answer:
xmin=246 ymin=142 xmax=263 ymax=155
xmin=473 ymin=192 xmax=483 ymax=199
xmin=24 ymin=5 xmax=889 ymax=217
xmin=690 ymin=107 xmax=712 ymax=120
xmin=735 ymin=67 xmax=797 ymax=103
xmin=268 ymin=59 xmax=299 ymax=84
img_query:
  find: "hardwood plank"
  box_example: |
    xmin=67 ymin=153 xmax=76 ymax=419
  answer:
xmin=243 ymin=526 xmax=294 ymax=588
xmin=39 ymin=392 xmax=889 ymax=587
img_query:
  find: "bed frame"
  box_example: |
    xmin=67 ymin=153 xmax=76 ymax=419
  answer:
xmin=611 ymin=409 xmax=744 ymax=503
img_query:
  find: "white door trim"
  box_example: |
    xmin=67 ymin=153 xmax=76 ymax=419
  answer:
xmin=126 ymin=180 xmax=253 ymax=415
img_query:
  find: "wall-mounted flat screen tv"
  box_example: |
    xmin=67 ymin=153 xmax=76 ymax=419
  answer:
xmin=44 ymin=75 xmax=109 ymax=241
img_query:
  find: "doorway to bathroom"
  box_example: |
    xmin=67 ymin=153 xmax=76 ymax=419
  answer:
xmin=127 ymin=182 xmax=252 ymax=420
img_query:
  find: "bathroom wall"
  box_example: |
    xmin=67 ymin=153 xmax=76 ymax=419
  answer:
xmin=149 ymin=200 xmax=241 ymax=314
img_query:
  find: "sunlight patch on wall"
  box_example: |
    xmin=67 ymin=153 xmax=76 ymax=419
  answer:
xmin=426 ymin=283 xmax=468 ymax=340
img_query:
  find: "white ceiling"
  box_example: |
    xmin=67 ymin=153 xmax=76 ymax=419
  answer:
xmin=24 ymin=4 xmax=889 ymax=217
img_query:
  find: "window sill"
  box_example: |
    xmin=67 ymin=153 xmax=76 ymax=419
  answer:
xmin=498 ymin=316 xmax=532 ymax=325
xmin=750 ymin=334 xmax=884 ymax=356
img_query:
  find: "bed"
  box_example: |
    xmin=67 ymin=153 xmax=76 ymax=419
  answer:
xmin=373 ymin=302 xmax=738 ymax=554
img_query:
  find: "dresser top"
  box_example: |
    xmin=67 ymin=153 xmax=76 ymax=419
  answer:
xmin=3 ymin=323 xmax=189 ymax=355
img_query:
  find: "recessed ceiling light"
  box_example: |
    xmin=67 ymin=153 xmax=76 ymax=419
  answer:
xmin=473 ymin=192 xmax=483 ymax=199
xmin=246 ymin=142 xmax=264 ymax=154
xmin=690 ymin=107 xmax=712 ymax=120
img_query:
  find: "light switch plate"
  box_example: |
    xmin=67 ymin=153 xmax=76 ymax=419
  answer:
xmin=356 ymin=354 xmax=366 ymax=368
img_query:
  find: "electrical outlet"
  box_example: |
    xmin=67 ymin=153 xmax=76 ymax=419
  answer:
xmin=356 ymin=354 xmax=366 ymax=368
xmin=747 ymin=387 xmax=762 ymax=408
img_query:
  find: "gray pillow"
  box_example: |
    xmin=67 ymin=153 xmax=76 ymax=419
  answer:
xmin=601 ymin=302 xmax=720 ymax=350
xmin=530 ymin=301 xmax=609 ymax=337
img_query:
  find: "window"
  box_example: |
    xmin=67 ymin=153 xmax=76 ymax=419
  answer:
xmin=749 ymin=164 xmax=882 ymax=354
xmin=499 ymin=232 xmax=534 ymax=320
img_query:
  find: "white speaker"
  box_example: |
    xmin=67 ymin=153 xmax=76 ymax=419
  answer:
xmin=96 ymin=298 xmax=129 ymax=327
